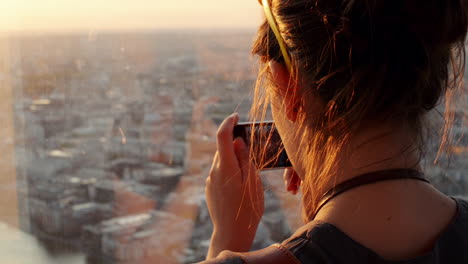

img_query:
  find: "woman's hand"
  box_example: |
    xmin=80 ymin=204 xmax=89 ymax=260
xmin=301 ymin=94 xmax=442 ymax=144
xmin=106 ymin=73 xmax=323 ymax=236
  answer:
xmin=284 ymin=167 xmax=301 ymax=195
xmin=205 ymin=113 xmax=264 ymax=259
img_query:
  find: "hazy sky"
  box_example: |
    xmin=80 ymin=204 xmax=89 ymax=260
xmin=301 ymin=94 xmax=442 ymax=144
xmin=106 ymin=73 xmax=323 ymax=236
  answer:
xmin=0 ymin=0 xmax=262 ymax=32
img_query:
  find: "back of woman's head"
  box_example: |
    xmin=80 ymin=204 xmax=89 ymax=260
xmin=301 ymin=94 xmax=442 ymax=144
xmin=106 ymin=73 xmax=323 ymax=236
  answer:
xmin=251 ymin=0 xmax=468 ymax=221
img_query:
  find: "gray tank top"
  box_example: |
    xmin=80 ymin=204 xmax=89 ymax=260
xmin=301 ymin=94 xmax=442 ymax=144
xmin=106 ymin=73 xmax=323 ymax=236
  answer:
xmin=201 ymin=198 xmax=468 ymax=264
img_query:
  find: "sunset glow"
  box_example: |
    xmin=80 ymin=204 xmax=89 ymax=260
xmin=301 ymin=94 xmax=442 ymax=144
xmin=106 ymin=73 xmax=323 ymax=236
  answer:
xmin=0 ymin=0 xmax=262 ymax=32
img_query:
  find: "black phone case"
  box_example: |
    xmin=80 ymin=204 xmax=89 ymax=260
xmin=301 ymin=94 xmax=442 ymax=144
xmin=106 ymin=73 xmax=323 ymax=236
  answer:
xmin=233 ymin=122 xmax=292 ymax=170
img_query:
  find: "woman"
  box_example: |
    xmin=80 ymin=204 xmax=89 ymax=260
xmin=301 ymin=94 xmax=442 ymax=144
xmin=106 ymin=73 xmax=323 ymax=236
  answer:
xmin=202 ymin=0 xmax=468 ymax=263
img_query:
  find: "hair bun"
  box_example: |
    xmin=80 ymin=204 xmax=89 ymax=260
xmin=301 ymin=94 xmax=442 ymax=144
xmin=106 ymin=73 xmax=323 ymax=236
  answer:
xmin=404 ymin=0 xmax=468 ymax=45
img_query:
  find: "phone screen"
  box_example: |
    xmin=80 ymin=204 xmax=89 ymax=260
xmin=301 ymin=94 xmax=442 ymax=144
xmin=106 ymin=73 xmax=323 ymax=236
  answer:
xmin=233 ymin=121 xmax=292 ymax=170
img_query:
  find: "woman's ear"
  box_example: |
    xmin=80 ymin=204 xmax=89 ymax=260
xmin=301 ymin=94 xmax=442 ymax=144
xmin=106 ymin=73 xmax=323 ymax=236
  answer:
xmin=269 ymin=61 xmax=301 ymax=122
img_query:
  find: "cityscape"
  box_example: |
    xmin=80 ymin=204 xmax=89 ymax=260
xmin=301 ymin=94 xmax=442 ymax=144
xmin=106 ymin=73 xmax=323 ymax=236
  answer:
xmin=0 ymin=30 xmax=466 ymax=263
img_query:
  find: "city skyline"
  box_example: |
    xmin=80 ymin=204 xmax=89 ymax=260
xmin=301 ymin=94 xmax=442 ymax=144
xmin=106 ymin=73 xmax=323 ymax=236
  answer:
xmin=0 ymin=0 xmax=262 ymax=33
xmin=0 ymin=29 xmax=466 ymax=264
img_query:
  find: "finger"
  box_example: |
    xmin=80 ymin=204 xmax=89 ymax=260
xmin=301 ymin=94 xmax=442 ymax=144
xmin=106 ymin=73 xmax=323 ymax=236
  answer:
xmin=233 ymin=137 xmax=250 ymax=183
xmin=290 ymin=169 xmax=300 ymax=195
xmin=284 ymin=168 xmax=300 ymax=194
xmin=208 ymin=151 xmax=220 ymax=179
xmin=234 ymin=137 xmax=263 ymax=206
xmin=283 ymin=168 xmax=294 ymax=191
xmin=249 ymin=165 xmax=264 ymax=216
xmin=216 ymin=113 xmax=239 ymax=165
xmin=211 ymin=151 xmax=219 ymax=168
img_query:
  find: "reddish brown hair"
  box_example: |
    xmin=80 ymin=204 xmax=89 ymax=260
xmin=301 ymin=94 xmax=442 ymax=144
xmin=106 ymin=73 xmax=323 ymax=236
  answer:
xmin=250 ymin=0 xmax=467 ymax=221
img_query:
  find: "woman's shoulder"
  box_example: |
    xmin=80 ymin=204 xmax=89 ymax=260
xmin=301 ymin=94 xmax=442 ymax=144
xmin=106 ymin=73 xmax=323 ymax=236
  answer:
xmin=454 ymin=197 xmax=468 ymax=215
xmin=199 ymin=198 xmax=468 ymax=264
xmin=198 ymin=220 xmax=386 ymax=264
xmin=198 ymin=221 xmax=336 ymax=264
xmin=436 ymin=197 xmax=468 ymax=246
xmin=199 ymin=243 xmax=306 ymax=264
xmin=442 ymin=197 xmax=468 ymax=237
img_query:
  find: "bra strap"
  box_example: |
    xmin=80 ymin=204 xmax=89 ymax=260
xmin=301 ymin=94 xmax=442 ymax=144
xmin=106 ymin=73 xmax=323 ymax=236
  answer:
xmin=313 ymin=169 xmax=430 ymax=219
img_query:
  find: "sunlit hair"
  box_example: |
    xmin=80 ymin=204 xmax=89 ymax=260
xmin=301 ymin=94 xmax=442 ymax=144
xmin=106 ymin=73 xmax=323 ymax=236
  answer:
xmin=250 ymin=0 xmax=467 ymax=222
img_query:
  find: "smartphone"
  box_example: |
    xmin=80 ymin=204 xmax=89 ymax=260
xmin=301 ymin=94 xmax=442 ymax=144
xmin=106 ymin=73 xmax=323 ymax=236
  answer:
xmin=233 ymin=121 xmax=292 ymax=170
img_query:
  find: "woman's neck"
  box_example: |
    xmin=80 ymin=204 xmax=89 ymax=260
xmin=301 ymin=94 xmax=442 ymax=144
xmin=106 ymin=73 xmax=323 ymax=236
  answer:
xmin=308 ymin=122 xmax=456 ymax=260
xmin=305 ymin=121 xmax=422 ymax=218
xmin=334 ymin=121 xmax=421 ymax=187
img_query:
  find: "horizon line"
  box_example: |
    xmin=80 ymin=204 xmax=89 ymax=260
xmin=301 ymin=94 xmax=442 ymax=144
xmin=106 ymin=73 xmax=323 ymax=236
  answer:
xmin=0 ymin=27 xmax=258 ymax=36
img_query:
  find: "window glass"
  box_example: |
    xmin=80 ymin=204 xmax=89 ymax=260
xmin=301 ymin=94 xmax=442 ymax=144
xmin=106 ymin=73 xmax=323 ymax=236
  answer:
xmin=0 ymin=1 xmax=466 ymax=264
